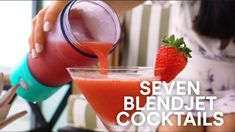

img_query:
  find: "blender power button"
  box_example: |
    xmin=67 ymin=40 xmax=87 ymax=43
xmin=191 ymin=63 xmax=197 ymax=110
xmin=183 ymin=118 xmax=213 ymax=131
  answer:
xmin=20 ymin=78 xmax=28 ymax=90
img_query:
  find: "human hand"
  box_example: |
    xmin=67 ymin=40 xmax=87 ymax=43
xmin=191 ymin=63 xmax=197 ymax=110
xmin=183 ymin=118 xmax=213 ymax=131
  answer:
xmin=0 ymin=73 xmax=27 ymax=129
xmin=29 ymin=1 xmax=68 ymax=58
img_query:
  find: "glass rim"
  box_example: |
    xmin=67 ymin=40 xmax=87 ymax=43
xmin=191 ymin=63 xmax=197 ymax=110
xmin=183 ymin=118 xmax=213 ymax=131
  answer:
xmin=67 ymin=66 xmax=162 ymax=81
xmin=66 ymin=66 xmax=165 ymax=71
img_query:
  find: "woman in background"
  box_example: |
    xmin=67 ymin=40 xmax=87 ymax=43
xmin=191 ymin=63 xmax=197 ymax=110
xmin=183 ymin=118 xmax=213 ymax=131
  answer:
xmin=160 ymin=0 xmax=235 ymax=131
xmin=29 ymin=0 xmax=235 ymax=131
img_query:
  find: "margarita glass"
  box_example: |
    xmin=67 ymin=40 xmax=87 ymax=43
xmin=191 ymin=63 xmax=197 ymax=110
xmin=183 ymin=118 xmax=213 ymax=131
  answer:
xmin=67 ymin=67 xmax=161 ymax=131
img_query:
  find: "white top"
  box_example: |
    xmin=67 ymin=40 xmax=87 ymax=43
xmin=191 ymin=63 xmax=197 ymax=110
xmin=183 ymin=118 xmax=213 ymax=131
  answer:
xmin=165 ymin=1 xmax=235 ymax=118
xmin=168 ymin=1 xmax=235 ymax=98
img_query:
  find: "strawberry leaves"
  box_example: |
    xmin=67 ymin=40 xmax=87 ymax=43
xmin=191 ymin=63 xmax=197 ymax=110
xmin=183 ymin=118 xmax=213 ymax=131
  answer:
xmin=163 ymin=35 xmax=192 ymax=59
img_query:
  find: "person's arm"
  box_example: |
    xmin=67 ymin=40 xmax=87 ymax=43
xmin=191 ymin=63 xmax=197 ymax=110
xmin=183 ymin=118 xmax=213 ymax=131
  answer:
xmin=29 ymin=1 xmax=68 ymax=58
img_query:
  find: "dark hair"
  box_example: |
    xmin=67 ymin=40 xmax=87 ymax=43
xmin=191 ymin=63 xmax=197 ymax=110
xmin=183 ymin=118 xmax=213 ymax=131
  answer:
xmin=193 ymin=0 xmax=235 ymax=39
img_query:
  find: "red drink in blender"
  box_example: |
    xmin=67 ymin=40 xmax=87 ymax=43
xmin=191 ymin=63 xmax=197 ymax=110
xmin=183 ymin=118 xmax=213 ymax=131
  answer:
xmin=28 ymin=0 xmax=120 ymax=86
xmin=10 ymin=0 xmax=120 ymax=102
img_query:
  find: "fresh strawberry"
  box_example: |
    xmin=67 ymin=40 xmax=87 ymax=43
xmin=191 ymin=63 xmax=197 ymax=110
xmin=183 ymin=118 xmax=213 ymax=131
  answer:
xmin=155 ymin=35 xmax=192 ymax=82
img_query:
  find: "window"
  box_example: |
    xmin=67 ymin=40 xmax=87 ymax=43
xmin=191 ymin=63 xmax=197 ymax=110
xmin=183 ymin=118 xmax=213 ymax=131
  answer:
xmin=0 ymin=1 xmax=32 ymax=131
xmin=0 ymin=1 xmax=32 ymax=72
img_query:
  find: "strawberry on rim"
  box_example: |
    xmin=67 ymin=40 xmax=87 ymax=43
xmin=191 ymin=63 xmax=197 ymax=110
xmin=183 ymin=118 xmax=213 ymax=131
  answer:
xmin=155 ymin=35 xmax=192 ymax=83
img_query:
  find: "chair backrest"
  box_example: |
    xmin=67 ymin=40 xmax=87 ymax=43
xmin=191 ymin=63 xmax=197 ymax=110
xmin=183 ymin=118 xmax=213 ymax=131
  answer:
xmin=120 ymin=3 xmax=172 ymax=67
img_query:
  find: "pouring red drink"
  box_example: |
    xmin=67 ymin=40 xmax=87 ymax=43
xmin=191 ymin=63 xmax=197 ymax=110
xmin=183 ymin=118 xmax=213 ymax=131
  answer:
xmin=28 ymin=1 xmax=120 ymax=86
xmin=73 ymin=42 xmax=151 ymax=124
xmin=69 ymin=35 xmax=192 ymax=131
xmin=10 ymin=0 xmax=121 ymax=102
xmin=70 ymin=39 xmax=155 ymax=131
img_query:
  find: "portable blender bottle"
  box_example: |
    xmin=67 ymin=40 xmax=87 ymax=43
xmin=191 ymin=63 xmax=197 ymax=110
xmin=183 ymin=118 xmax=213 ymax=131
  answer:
xmin=10 ymin=0 xmax=121 ymax=102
